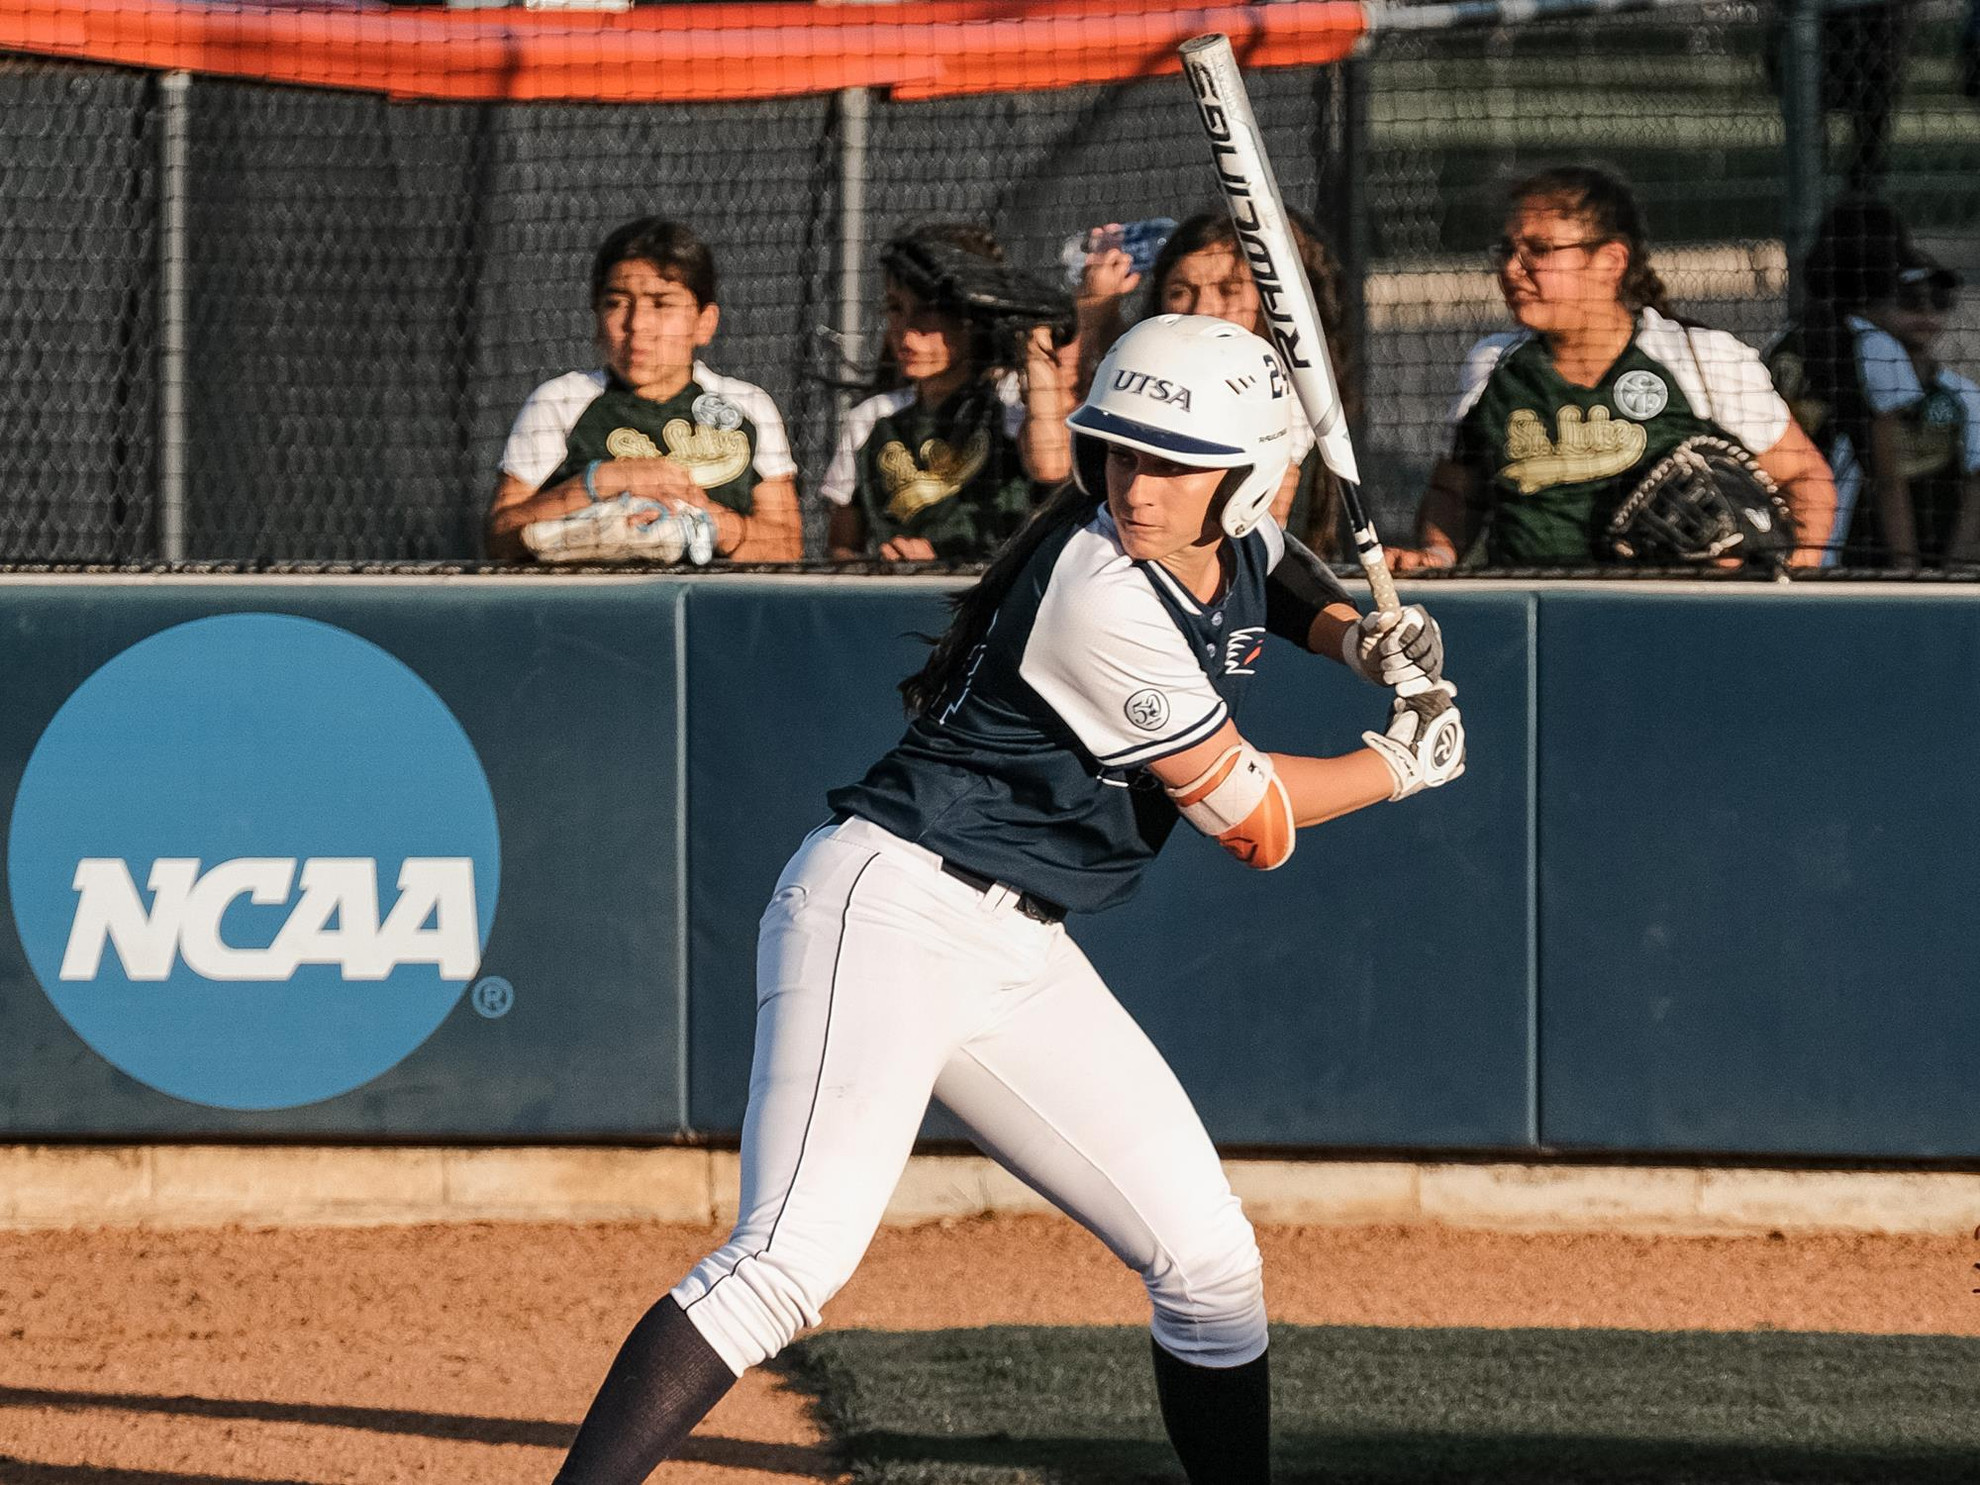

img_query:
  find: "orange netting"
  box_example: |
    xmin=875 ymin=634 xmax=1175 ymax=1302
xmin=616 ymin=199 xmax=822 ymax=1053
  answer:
xmin=0 ymin=0 xmax=1366 ymax=102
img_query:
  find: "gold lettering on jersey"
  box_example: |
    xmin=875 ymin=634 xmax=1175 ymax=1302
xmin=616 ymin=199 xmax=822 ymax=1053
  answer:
xmin=880 ymin=431 xmax=989 ymax=522
xmin=661 ymin=419 xmax=752 ymax=490
xmin=606 ymin=427 xmax=663 ymax=461
xmin=1897 ymin=416 xmax=1957 ymax=481
xmin=1500 ymin=406 xmax=1647 ymax=494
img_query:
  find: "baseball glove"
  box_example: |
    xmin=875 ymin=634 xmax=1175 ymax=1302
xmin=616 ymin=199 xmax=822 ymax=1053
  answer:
xmin=879 ymin=238 xmax=1076 ymax=351
xmin=1605 ymin=434 xmax=1796 ymax=569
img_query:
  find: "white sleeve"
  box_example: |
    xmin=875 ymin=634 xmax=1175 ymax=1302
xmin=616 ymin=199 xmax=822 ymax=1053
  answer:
xmin=1944 ymin=370 xmax=1980 ymax=474
xmin=997 ymin=370 xmax=1026 ymax=441
xmin=1854 ymin=324 xmax=1925 ymax=418
xmin=819 ymin=393 xmax=897 ymax=507
xmin=699 ymin=369 xmax=798 ymax=482
xmin=749 ymin=399 xmax=797 ymax=482
xmin=819 ymin=424 xmax=860 ymax=507
xmin=1019 ymin=530 xmax=1228 ymax=769
xmin=1450 ymin=334 xmax=1523 ymax=424
xmin=1684 ymin=326 xmax=1791 ymax=454
xmin=499 ymin=372 xmax=604 ymax=489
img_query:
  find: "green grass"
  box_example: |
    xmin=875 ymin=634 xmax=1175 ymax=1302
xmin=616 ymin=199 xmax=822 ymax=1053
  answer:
xmin=780 ymin=1325 xmax=1980 ymax=1483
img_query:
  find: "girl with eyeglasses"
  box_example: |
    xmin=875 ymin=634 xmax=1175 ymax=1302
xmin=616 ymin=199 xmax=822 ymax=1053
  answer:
xmin=1766 ymin=196 xmax=1980 ymax=568
xmin=1393 ymin=165 xmax=1836 ymax=571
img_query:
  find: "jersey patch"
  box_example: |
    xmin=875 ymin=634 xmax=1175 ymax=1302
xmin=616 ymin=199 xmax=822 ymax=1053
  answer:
xmin=1123 ymin=689 xmax=1171 ymax=731
xmin=1613 ymin=369 xmax=1669 ymax=419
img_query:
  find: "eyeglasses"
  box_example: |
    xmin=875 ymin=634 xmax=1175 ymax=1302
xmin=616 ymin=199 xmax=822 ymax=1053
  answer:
xmin=1490 ymin=235 xmax=1612 ymax=270
xmin=1895 ymin=282 xmax=1956 ymax=314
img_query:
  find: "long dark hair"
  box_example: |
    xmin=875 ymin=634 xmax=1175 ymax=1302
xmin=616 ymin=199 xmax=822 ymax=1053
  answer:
xmin=1507 ymin=164 xmax=1672 ymax=317
xmin=899 ymin=483 xmax=1103 ymax=717
xmin=1141 ymin=209 xmax=1356 ymax=555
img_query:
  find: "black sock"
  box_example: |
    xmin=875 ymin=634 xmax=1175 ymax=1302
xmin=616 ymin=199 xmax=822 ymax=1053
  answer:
xmin=1151 ymin=1339 xmax=1271 ymax=1485
xmin=553 ymin=1294 xmax=739 ymax=1485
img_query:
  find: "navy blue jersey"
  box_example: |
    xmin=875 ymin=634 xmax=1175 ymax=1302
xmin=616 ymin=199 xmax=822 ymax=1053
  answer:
xmin=829 ymin=505 xmax=1287 ymax=915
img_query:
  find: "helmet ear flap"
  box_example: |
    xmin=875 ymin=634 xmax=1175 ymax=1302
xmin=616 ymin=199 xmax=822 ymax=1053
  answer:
xmin=1218 ymin=463 xmax=1280 ymax=539
xmin=1071 ymin=430 xmax=1110 ymax=498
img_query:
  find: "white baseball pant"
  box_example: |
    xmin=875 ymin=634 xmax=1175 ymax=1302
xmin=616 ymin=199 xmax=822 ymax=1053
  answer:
xmin=670 ymin=815 xmax=1265 ymax=1376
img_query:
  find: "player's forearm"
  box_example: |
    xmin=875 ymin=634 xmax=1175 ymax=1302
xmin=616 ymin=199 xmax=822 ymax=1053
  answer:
xmin=1267 ymin=749 xmax=1396 ymax=828
xmin=1304 ymin=601 xmax=1361 ymax=662
xmin=1782 ymin=471 xmax=1837 ymax=568
xmin=1870 ymin=418 xmax=1917 ymax=566
xmin=726 ymin=480 xmax=803 ymax=563
xmin=487 ymin=473 xmax=593 ymax=545
xmin=1018 ymin=415 xmax=1072 ymax=485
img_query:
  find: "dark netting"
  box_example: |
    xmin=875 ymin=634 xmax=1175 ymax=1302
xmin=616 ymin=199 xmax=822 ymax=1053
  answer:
xmin=0 ymin=59 xmax=158 ymax=562
xmin=0 ymin=0 xmax=1974 ymax=569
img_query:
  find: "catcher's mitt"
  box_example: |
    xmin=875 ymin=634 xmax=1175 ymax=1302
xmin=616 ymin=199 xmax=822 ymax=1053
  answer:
xmin=879 ymin=238 xmax=1076 ymax=351
xmin=1605 ymin=434 xmax=1796 ymax=569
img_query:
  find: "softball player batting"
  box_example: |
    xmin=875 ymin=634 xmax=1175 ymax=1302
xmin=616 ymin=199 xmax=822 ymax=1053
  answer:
xmin=553 ymin=315 xmax=1466 ymax=1485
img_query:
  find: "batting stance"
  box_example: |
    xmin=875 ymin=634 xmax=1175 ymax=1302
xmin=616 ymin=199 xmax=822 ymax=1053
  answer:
xmin=551 ymin=315 xmax=1465 ymax=1485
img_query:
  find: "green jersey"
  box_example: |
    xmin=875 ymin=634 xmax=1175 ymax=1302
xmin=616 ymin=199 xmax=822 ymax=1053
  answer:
xmin=1451 ymin=308 xmax=1790 ymax=565
xmin=504 ymin=363 xmax=796 ymax=517
xmin=821 ymin=376 xmax=1037 ymax=562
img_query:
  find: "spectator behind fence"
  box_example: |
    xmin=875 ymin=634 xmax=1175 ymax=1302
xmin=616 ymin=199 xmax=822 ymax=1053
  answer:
xmin=1768 ymin=197 xmax=1979 ymax=568
xmin=821 ymin=223 xmax=1073 ymax=564
xmin=487 ymin=218 xmax=801 ymax=565
xmin=1067 ymin=209 xmax=1357 ymax=555
xmin=1391 ymin=164 xmax=1835 ymax=572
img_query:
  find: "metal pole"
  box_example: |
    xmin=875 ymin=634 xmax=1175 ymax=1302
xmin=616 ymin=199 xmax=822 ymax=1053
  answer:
xmin=835 ymin=86 xmax=872 ymax=422
xmin=158 ymin=70 xmax=190 ymax=563
xmin=1779 ymin=0 xmax=1827 ymax=317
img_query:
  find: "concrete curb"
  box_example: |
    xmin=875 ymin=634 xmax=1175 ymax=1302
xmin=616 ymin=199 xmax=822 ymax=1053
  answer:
xmin=0 ymin=1145 xmax=1974 ymax=1236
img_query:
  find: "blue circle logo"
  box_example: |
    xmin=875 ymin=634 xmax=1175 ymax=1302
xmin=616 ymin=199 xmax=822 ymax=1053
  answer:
xmin=7 ymin=615 xmax=501 ymax=1110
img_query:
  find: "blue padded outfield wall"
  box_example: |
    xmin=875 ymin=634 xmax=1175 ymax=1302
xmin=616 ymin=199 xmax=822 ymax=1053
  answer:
xmin=0 ymin=575 xmax=1971 ymax=1159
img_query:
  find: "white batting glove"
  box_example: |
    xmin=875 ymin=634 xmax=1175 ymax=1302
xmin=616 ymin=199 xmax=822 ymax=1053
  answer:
xmin=521 ymin=496 xmax=716 ymax=566
xmin=1340 ymin=604 xmax=1444 ymax=694
xmin=1362 ymin=680 xmax=1466 ymax=801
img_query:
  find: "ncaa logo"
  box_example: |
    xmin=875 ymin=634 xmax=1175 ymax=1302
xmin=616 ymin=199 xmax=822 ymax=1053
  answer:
xmin=7 ymin=615 xmax=500 ymax=1111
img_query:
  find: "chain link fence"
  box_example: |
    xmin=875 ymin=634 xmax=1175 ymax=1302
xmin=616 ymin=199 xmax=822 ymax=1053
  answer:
xmin=0 ymin=0 xmax=1974 ymax=566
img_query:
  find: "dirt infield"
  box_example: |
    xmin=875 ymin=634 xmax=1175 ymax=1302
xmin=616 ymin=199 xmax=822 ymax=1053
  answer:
xmin=1 ymin=1215 xmax=1975 ymax=1484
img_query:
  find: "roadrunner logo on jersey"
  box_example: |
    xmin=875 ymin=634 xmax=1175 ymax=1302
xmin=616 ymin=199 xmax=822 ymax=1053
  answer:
xmin=880 ymin=431 xmax=990 ymax=522
xmin=1222 ymin=626 xmax=1267 ymax=675
xmin=1500 ymin=405 xmax=1647 ymax=494
xmin=6 ymin=614 xmax=501 ymax=1111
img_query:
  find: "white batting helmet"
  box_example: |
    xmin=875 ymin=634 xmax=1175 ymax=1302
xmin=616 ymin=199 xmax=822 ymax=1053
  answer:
xmin=1067 ymin=314 xmax=1294 ymax=539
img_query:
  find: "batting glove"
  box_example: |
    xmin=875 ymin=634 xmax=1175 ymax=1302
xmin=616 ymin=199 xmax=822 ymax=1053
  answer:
xmin=1362 ymin=680 xmax=1466 ymax=801
xmin=1341 ymin=603 xmax=1444 ymax=693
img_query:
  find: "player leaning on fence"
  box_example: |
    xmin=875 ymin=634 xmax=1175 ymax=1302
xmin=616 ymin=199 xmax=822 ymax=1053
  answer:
xmin=1392 ymin=166 xmax=1837 ymax=571
xmin=486 ymin=218 xmax=802 ymax=565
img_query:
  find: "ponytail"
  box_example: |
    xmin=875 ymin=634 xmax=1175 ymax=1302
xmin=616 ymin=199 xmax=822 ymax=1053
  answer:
xmin=899 ymin=483 xmax=1102 ymax=717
